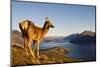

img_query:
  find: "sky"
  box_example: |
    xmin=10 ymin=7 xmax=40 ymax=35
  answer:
xmin=12 ymin=1 xmax=96 ymax=36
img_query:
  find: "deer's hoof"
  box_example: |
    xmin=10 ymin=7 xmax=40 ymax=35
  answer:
xmin=31 ymin=55 xmax=36 ymax=59
xmin=37 ymin=56 xmax=42 ymax=59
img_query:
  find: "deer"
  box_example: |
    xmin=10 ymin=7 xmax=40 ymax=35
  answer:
xmin=19 ymin=17 xmax=54 ymax=58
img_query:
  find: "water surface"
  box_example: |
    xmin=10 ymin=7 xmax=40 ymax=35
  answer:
xmin=40 ymin=41 xmax=96 ymax=61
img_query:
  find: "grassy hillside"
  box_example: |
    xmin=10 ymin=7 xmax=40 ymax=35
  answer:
xmin=12 ymin=44 xmax=80 ymax=66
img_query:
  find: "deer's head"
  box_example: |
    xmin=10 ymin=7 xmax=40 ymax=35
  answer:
xmin=44 ymin=17 xmax=54 ymax=29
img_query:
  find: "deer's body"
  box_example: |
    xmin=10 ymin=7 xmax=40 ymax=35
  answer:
xmin=19 ymin=17 xmax=54 ymax=58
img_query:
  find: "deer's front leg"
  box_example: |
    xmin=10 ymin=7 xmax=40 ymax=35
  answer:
xmin=36 ymin=40 xmax=41 ymax=58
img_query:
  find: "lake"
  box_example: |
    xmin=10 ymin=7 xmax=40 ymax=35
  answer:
xmin=40 ymin=41 xmax=96 ymax=61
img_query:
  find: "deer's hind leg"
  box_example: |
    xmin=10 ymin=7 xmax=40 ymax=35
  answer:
xmin=24 ymin=36 xmax=28 ymax=56
xmin=33 ymin=41 xmax=36 ymax=55
xmin=28 ymin=39 xmax=36 ymax=58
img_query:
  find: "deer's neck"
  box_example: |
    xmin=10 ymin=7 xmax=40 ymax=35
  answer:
xmin=42 ymin=24 xmax=49 ymax=35
xmin=42 ymin=27 xmax=49 ymax=35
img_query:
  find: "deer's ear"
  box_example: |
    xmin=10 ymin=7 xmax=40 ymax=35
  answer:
xmin=46 ymin=17 xmax=49 ymax=21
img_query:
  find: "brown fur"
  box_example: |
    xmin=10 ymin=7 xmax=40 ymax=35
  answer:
xmin=19 ymin=17 xmax=54 ymax=58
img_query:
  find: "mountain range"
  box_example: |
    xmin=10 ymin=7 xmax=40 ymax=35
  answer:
xmin=69 ymin=31 xmax=96 ymax=44
xmin=12 ymin=30 xmax=96 ymax=45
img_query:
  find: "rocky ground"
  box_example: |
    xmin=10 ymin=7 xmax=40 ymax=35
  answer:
xmin=12 ymin=44 xmax=80 ymax=66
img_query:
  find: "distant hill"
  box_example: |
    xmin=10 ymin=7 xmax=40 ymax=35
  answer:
xmin=42 ymin=36 xmax=65 ymax=43
xmin=70 ymin=31 xmax=96 ymax=44
xmin=63 ymin=33 xmax=79 ymax=41
xmin=12 ymin=30 xmax=23 ymax=45
xmin=80 ymin=31 xmax=95 ymax=36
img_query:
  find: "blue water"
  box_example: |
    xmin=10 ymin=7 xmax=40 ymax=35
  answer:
xmin=40 ymin=41 xmax=96 ymax=61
